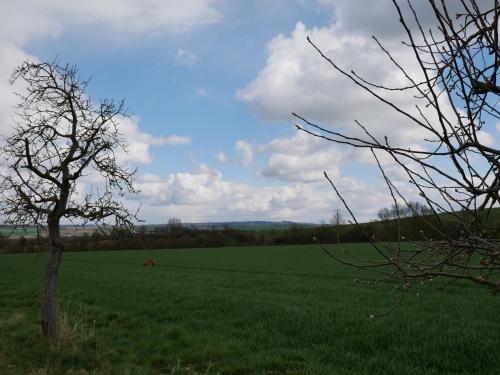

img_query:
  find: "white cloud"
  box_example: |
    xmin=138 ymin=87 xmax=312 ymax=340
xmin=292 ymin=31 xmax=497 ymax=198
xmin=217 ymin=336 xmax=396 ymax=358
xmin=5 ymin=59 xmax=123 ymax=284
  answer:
xmin=162 ymin=135 xmax=192 ymax=145
xmin=0 ymin=0 xmax=224 ymax=45
xmin=216 ymin=152 xmax=228 ymax=163
xmin=116 ymin=116 xmax=191 ymax=165
xmin=259 ymin=131 xmax=342 ymax=182
xmin=0 ymin=45 xmax=33 ymax=136
xmin=237 ymin=20 xmax=439 ymax=147
xmin=131 ymin=165 xmax=389 ymax=223
xmin=196 ymin=88 xmax=207 ymax=97
xmin=235 ymin=140 xmax=253 ymax=166
xmin=477 ymin=131 xmax=495 ymax=147
xmin=318 ymin=0 xmax=442 ymax=39
xmin=175 ymin=49 xmax=198 ymax=67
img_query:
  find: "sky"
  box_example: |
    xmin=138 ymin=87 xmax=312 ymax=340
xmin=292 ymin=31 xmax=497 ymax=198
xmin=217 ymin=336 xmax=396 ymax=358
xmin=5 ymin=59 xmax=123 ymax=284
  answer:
xmin=0 ymin=0 xmax=498 ymax=224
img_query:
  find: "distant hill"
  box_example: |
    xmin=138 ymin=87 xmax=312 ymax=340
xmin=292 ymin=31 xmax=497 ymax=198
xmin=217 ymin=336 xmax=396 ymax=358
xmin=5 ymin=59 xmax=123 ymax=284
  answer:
xmin=0 ymin=221 xmax=320 ymax=238
xmin=149 ymin=221 xmax=319 ymax=231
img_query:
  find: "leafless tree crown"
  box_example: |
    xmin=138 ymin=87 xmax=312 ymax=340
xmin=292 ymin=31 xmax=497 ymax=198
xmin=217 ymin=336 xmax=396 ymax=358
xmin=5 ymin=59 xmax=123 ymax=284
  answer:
xmin=296 ymin=0 xmax=500 ymax=296
xmin=0 ymin=61 xmax=139 ymax=229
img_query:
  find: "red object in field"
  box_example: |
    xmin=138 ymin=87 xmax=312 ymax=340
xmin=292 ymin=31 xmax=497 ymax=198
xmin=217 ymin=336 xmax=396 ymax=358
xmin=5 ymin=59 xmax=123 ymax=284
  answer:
xmin=143 ymin=259 xmax=157 ymax=266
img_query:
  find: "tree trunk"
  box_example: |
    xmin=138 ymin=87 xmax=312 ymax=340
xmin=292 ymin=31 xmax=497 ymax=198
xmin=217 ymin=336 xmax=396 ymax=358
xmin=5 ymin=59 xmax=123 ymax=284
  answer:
xmin=336 ymin=210 xmax=340 ymax=244
xmin=41 ymin=218 xmax=62 ymax=338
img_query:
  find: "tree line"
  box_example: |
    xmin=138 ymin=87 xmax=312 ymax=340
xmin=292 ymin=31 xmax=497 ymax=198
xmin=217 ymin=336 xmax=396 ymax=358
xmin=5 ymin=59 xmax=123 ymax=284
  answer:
xmin=3 ymin=208 xmax=497 ymax=254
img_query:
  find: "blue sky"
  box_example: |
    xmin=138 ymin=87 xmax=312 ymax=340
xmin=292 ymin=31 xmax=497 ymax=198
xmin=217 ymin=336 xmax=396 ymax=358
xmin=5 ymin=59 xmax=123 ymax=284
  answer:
xmin=0 ymin=0 xmax=497 ymax=224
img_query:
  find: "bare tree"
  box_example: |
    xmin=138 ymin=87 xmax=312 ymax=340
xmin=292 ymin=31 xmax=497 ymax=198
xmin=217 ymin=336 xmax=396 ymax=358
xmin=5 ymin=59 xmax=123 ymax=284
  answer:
xmin=329 ymin=209 xmax=344 ymax=243
xmin=0 ymin=61 xmax=139 ymax=337
xmin=167 ymin=217 xmax=183 ymax=232
xmin=329 ymin=209 xmax=345 ymax=226
xmin=295 ymin=1 xmax=500 ymax=297
xmin=377 ymin=201 xmax=433 ymax=221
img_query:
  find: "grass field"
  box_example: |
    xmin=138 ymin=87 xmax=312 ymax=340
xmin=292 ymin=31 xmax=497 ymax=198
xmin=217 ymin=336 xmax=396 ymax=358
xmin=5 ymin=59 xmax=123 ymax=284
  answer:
xmin=0 ymin=244 xmax=499 ymax=374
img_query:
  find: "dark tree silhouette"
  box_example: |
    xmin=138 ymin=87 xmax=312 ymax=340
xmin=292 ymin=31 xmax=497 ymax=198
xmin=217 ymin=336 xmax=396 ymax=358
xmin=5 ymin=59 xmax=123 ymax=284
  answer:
xmin=167 ymin=217 xmax=183 ymax=233
xmin=377 ymin=201 xmax=433 ymax=221
xmin=296 ymin=0 xmax=500 ymax=298
xmin=0 ymin=61 xmax=139 ymax=337
xmin=330 ymin=209 xmax=344 ymax=243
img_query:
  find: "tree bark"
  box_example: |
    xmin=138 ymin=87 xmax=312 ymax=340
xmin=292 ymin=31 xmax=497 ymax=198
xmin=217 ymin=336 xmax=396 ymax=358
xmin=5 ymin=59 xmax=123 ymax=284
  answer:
xmin=41 ymin=218 xmax=62 ymax=338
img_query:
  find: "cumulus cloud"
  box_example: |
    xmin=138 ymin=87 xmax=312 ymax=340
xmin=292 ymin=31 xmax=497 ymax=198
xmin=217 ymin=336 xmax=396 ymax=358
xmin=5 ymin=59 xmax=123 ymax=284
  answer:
xmin=0 ymin=0 xmax=224 ymax=45
xmin=318 ymin=0 xmax=444 ymax=39
xmin=237 ymin=20 xmax=441 ymax=147
xmin=131 ymin=165 xmax=389 ymax=223
xmin=238 ymin=0 xmax=474 ymax=157
xmin=238 ymin=1 xmax=467 ymax=200
xmin=0 ymin=45 xmax=33 ymax=136
xmin=104 ymin=116 xmax=191 ymax=165
xmin=216 ymin=152 xmax=228 ymax=163
xmin=259 ymin=131 xmax=342 ymax=182
xmin=235 ymin=140 xmax=254 ymax=166
xmin=175 ymin=49 xmax=198 ymax=67
xmin=92 ymin=0 xmax=223 ymax=34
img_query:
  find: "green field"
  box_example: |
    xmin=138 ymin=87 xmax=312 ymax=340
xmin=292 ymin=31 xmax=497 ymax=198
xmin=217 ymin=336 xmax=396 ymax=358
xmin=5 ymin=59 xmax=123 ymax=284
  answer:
xmin=0 ymin=244 xmax=499 ymax=374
